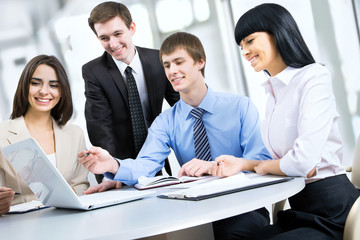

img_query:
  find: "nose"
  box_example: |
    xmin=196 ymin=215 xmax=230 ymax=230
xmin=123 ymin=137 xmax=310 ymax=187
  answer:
xmin=109 ymin=36 xmax=118 ymax=49
xmin=242 ymin=46 xmax=250 ymax=57
xmin=39 ymin=84 xmax=49 ymax=95
xmin=168 ymin=64 xmax=178 ymax=75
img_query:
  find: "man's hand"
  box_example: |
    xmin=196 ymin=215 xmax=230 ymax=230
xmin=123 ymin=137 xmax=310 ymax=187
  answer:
xmin=0 ymin=187 xmax=14 ymax=216
xmin=83 ymin=180 xmax=122 ymax=194
xmin=209 ymin=155 xmax=245 ymax=177
xmin=78 ymin=147 xmax=119 ymax=174
xmin=178 ymin=159 xmax=212 ymax=178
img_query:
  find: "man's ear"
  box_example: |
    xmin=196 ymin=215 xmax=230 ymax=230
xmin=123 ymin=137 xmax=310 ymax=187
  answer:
xmin=198 ymin=59 xmax=205 ymax=71
xmin=130 ymin=22 xmax=136 ymax=36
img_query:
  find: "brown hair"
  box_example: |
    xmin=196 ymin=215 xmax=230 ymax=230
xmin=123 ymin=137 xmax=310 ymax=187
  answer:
xmin=88 ymin=1 xmax=132 ymax=35
xmin=160 ymin=32 xmax=206 ymax=77
xmin=11 ymin=55 xmax=73 ymax=126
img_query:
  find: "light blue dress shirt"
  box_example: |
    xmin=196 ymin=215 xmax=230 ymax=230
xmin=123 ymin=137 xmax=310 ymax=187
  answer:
xmin=105 ymin=88 xmax=272 ymax=185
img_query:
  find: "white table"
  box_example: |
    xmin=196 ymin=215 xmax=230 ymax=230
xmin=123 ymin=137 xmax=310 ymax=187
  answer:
xmin=0 ymin=177 xmax=304 ymax=240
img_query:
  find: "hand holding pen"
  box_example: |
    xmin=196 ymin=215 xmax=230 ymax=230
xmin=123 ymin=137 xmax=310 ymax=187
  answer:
xmin=209 ymin=155 xmax=248 ymax=177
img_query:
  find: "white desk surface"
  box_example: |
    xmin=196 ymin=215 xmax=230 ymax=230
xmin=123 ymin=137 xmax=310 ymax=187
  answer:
xmin=0 ymin=177 xmax=304 ymax=240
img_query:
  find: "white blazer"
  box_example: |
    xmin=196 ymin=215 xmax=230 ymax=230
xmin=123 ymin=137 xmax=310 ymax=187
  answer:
xmin=0 ymin=116 xmax=89 ymax=205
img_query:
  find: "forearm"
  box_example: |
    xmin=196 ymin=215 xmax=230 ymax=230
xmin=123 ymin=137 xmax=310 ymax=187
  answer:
xmin=112 ymin=158 xmax=163 ymax=185
xmin=242 ymin=159 xmax=264 ymax=171
xmin=254 ymin=159 xmax=286 ymax=176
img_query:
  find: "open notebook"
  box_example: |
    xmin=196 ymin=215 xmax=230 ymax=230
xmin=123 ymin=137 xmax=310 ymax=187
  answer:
xmin=2 ymin=138 xmax=153 ymax=210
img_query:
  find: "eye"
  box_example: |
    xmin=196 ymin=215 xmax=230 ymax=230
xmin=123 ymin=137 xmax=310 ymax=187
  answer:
xmin=30 ymin=81 xmax=40 ymax=86
xmin=247 ymin=38 xmax=254 ymax=44
xmin=49 ymin=81 xmax=59 ymax=88
xmin=163 ymin=64 xmax=170 ymax=69
xmin=175 ymin=60 xmax=184 ymax=65
xmin=99 ymin=36 xmax=108 ymax=41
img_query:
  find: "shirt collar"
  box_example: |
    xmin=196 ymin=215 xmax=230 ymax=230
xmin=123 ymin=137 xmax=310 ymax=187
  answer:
xmin=179 ymin=86 xmax=215 ymax=120
xmin=261 ymin=66 xmax=302 ymax=93
xmin=112 ymin=47 xmax=142 ymax=75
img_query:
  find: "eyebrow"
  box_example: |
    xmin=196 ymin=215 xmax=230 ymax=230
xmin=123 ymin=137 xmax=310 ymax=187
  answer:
xmin=31 ymin=77 xmax=59 ymax=83
xmin=98 ymin=30 xmax=123 ymax=38
xmin=164 ymin=57 xmax=184 ymax=63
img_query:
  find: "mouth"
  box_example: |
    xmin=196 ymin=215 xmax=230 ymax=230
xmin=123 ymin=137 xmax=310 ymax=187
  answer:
xmin=248 ymin=55 xmax=258 ymax=65
xmin=112 ymin=46 xmax=124 ymax=54
xmin=35 ymin=97 xmax=52 ymax=103
xmin=171 ymin=76 xmax=184 ymax=83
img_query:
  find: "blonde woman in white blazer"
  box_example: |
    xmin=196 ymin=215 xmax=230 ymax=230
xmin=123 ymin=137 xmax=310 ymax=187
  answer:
xmin=0 ymin=55 xmax=89 ymax=208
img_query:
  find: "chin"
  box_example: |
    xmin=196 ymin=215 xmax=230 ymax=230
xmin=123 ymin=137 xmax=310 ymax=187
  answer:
xmin=172 ymin=85 xmax=182 ymax=92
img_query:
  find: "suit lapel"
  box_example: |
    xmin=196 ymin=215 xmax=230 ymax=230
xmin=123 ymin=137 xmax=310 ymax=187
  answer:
xmin=7 ymin=116 xmax=32 ymax=144
xmin=137 ymin=47 xmax=156 ymax=117
xmin=104 ymin=53 xmax=129 ymax=106
xmin=53 ymin=119 xmax=67 ymax=176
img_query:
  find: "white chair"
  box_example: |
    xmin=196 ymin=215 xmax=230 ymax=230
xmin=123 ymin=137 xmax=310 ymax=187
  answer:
xmin=349 ymin=135 xmax=360 ymax=188
xmin=273 ymin=135 xmax=360 ymax=239
xmin=343 ymin=196 xmax=360 ymax=240
xmin=343 ymin=135 xmax=360 ymax=240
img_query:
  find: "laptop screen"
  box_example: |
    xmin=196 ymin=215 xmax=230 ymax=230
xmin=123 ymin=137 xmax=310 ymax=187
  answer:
xmin=2 ymin=138 xmax=80 ymax=205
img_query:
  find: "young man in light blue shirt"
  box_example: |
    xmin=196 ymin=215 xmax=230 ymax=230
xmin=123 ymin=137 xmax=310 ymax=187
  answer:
xmin=79 ymin=32 xmax=272 ymax=239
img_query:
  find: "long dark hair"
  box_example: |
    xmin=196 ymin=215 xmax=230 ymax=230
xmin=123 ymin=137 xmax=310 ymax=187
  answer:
xmin=11 ymin=55 xmax=73 ymax=126
xmin=234 ymin=3 xmax=315 ymax=69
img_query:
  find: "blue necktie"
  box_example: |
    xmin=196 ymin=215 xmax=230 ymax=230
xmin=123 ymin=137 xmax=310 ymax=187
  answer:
xmin=125 ymin=66 xmax=147 ymax=153
xmin=190 ymin=108 xmax=212 ymax=161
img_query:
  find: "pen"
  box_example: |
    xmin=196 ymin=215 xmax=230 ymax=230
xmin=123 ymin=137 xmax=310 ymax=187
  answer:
xmin=217 ymin=161 xmax=223 ymax=166
xmin=15 ymin=192 xmax=21 ymax=195
xmin=84 ymin=152 xmax=90 ymax=157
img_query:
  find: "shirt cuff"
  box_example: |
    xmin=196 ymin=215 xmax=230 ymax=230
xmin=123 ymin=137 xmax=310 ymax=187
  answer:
xmin=280 ymin=154 xmax=314 ymax=177
xmin=112 ymin=158 xmax=138 ymax=185
xmin=103 ymin=158 xmax=120 ymax=180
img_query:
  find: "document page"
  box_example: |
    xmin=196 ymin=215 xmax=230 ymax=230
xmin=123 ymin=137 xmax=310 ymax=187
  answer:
xmin=158 ymin=173 xmax=293 ymax=200
xmin=8 ymin=200 xmax=49 ymax=214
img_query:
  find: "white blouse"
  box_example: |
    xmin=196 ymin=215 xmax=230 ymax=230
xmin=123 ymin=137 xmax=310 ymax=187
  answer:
xmin=260 ymin=63 xmax=345 ymax=182
xmin=47 ymin=153 xmax=56 ymax=167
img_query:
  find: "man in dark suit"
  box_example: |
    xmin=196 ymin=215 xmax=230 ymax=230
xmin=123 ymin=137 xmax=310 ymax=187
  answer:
xmin=82 ymin=1 xmax=179 ymax=190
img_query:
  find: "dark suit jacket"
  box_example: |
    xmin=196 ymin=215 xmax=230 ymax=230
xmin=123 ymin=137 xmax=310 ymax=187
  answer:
xmin=82 ymin=47 xmax=179 ymax=182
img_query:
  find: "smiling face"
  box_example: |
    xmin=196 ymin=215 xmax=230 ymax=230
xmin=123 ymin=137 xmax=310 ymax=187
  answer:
xmin=27 ymin=64 xmax=61 ymax=114
xmin=161 ymin=48 xmax=205 ymax=94
xmin=240 ymin=32 xmax=287 ymax=76
xmin=95 ymin=16 xmax=136 ymax=65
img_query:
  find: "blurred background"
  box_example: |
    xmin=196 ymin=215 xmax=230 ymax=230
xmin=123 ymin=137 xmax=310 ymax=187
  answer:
xmin=0 ymin=0 xmax=360 ymax=170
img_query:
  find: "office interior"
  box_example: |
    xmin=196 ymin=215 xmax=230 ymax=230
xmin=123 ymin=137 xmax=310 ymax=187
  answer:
xmin=1 ymin=0 xmax=360 ymax=182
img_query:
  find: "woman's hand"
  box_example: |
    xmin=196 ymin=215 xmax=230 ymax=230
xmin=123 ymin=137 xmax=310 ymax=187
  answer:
xmin=254 ymin=159 xmax=286 ymax=176
xmin=83 ymin=180 xmax=122 ymax=194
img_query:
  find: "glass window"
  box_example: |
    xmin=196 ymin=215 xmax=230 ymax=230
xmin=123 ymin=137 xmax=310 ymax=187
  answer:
xmin=155 ymin=0 xmax=193 ymax=32
xmin=194 ymin=0 xmax=210 ymax=22
xmin=130 ymin=3 xmax=154 ymax=48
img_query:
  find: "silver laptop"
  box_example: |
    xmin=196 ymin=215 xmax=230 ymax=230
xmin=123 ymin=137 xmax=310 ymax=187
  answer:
xmin=1 ymin=138 xmax=154 ymax=210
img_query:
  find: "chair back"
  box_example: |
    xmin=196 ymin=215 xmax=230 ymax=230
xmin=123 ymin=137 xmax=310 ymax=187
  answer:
xmin=352 ymin=135 xmax=360 ymax=188
xmin=344 ymin=197 xmax=360 ymax=240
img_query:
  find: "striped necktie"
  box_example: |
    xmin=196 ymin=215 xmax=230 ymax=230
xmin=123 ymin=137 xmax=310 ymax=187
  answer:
xmin=125 ymin=66 xmax=147 ymax=153
xmin=190 ymin=107 xmax=212 ymax=161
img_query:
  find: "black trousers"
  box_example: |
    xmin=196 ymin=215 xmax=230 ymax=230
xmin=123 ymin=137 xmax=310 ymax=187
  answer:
xmin=248 ymin=174 xmax=360 ymax=240
xmin=213 ymin=207 xmax=270 ymax=240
